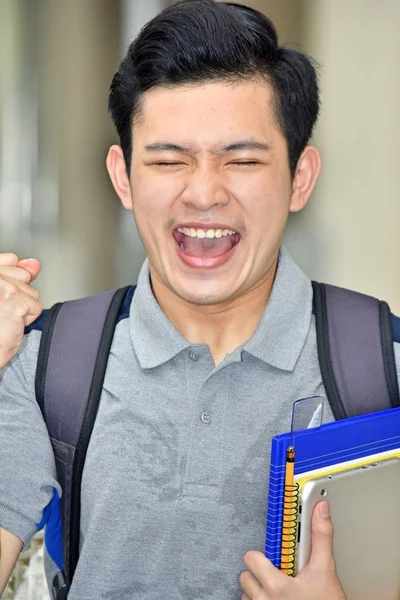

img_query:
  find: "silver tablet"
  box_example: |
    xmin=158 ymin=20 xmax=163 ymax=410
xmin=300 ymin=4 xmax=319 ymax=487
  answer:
xmin=296 ymin=456 xmax=400 ymax=600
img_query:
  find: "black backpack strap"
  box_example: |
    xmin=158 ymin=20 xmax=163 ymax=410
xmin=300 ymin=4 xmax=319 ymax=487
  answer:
xmin=35 ymin=286 xmax=132 ymax=598
xmin=312 ymin=282 xmax=400 ymax=420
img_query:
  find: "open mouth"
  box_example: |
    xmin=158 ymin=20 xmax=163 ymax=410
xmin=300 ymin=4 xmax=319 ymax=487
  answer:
xmin=173 ymin=226 xmax=241 ymax=260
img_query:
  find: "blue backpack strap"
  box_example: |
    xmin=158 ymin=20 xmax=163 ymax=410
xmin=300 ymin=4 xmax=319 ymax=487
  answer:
xmin=35 ymin=286 xmax=133 ymax=599
xmin=312 ymin=282 xmax=400 ymax=419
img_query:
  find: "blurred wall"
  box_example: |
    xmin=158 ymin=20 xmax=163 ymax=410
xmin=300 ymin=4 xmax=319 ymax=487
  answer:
xmin=298 ymin=0 xmax=400 ymax=314
xmin=114 ymin=0 xmax=163 ymax=291
xmin=38 ymin=0 xmax=122 ymax=302
xmin=0 ymin=0 xmax=121 ymax=306
xmin=246 ymin=0 xmax=400 ymax=313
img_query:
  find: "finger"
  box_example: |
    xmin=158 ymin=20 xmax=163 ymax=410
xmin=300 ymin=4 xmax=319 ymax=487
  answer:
xmin=243 ymin=551 xmax=286 ymax=590
xmin=0 ymin=275 xmax=40 ymax=301
xmin=24 ymin=304 xmax=43 ymax=326
xmin=241 ymin=595 xmax=251 ymax=600
xmin=0 ymin=279 xmax=43 ymax=327
xmin=0 ymin=293 xmax=42 ymax=326
xmin=0 ymin=298 xmax=41 ymax=368
xmin=0 ymin=266 xmax=35 ymax=285
xmin=239 ymin=570 xmax=263 ymax=598
xmin=0 ymin=253 xmax=19 ymax=267
xmin=17 ymin=258 xmax=41 ymax=282
xmin=308 ymin=501 xmax=336 ymax=572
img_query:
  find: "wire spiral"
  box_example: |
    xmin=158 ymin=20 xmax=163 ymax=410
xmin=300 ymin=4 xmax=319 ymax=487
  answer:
xmin=280 ymin=481 xmax=299 ymax=576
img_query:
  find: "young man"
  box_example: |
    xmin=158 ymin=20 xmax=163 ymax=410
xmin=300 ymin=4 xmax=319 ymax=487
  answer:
xmin=0 ymin=1 xmax=397 ymax=599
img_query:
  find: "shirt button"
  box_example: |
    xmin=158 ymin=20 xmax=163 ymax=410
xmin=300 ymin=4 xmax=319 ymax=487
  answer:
xmin=201 ymin=410 xmax=211 ymax=425
xmin=189 ymin=350 xmax=199 ymax=362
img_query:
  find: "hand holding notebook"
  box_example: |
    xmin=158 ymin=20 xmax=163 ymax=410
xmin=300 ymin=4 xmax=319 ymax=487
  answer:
xmin=240 ymin=500 xmax=346 ymax=600
xmin=265 ymin=399 xmax=400 ymax=600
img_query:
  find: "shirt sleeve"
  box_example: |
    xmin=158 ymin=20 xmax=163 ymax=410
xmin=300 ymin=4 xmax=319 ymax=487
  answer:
xmin=0 ymin=331 xmax=60 ymax=548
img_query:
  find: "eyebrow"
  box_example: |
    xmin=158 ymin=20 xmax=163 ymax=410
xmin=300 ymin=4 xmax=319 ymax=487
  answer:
xmin=144 ymin=142 xmax=191 ymax=153
xmin=143 ymin=139 xmax=273 ymax=155
xmin=215 ymin=140 xmax=273 ymax=155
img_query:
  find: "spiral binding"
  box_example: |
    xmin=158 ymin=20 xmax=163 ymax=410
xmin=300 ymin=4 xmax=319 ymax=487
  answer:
xmin=280 ymin=481 xmax=299 ymax=576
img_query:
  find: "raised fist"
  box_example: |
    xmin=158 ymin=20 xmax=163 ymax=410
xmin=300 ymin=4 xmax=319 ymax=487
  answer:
xmin=0 ymin=253 xmax=43 ymax=369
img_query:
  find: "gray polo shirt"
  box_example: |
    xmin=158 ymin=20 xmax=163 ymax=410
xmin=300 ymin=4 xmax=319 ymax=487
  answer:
xmin=1 ymin=247 xmax=399 ymax=600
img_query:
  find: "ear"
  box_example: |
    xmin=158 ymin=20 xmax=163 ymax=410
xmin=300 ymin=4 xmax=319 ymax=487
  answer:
xmin=106 ymin=145 xmax=133 ymax=210
xmin=289 ymin=146 xmax=322 ymax=213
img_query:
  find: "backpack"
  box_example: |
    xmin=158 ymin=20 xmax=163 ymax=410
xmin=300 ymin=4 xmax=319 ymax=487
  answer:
xmin=33 ymin=282 xmax=400 ymax=599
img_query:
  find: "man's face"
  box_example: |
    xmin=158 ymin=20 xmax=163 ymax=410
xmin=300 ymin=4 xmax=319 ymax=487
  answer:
xmin=129 ymin=79 xmax=297 ymax=305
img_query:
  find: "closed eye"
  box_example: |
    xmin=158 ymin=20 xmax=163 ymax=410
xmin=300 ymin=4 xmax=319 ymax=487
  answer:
xmin=228 ymin=161 xmax=261 ymax=167
xmin=154 ymin=162 xmax=184 ymax=168
xmin=152 ymin=161 xmax=261 ymax=168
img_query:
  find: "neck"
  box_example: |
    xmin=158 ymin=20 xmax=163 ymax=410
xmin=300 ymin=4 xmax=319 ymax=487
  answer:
xmin=150 ymin=259 xmax=279 ymax=365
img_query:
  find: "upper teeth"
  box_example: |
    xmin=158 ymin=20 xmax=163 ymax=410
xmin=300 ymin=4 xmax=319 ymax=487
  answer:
xmin=177 ymin=227 xmax=236 ymax=239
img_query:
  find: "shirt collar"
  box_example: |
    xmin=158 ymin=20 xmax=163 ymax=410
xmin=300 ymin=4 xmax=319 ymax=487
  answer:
xmin=243 ymin=246 xmax=312 ymax=371
xmin=129 ymin=260 xmax=190 ymax=369
xmin=129 ymin=246 xmax=312 ymax=371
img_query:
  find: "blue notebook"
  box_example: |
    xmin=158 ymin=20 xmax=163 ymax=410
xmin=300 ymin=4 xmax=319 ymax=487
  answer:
xmin=265 ymin=405 xmax=400 ymax=569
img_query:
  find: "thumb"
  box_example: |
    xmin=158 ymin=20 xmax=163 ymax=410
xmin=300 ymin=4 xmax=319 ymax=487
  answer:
xmin=308 ymin=500 xmax=336 ymax=571
xmin=17 ymin=258 xmax=42 ymax=282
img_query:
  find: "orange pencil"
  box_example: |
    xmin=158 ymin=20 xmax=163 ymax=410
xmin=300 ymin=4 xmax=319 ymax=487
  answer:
xmin=280 ymin=446 xmax=296 ymax=575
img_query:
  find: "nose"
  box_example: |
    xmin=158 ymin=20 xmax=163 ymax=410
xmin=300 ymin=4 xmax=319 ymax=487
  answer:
xmin=180 ymin=164 xmax=230 ymax=211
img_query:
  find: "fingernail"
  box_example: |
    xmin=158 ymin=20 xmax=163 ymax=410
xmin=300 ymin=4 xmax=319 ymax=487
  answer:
xmin=319 ymin=501 xmax=330 ymax=518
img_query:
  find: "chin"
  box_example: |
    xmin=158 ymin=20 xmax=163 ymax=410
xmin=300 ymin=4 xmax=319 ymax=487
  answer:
xmin=173 ymin=282 xmax=237 ymax=306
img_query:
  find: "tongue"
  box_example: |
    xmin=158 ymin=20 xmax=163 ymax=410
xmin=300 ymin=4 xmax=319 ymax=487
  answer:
xmin=182 ymin=235 xmax=234 ymax=258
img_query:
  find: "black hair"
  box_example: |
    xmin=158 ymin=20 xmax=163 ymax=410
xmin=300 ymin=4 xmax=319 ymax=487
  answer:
xmin=109 ymin=0 xmax=319 ymax=177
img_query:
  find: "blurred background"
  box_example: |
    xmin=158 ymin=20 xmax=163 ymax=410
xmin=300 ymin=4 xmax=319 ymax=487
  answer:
xmin=1 ymin=0 xmax=399 ymax=598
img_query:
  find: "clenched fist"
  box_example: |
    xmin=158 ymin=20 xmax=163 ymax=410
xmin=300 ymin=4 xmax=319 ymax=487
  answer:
xmin=0 ymin=253 xmax=43 ymax=369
